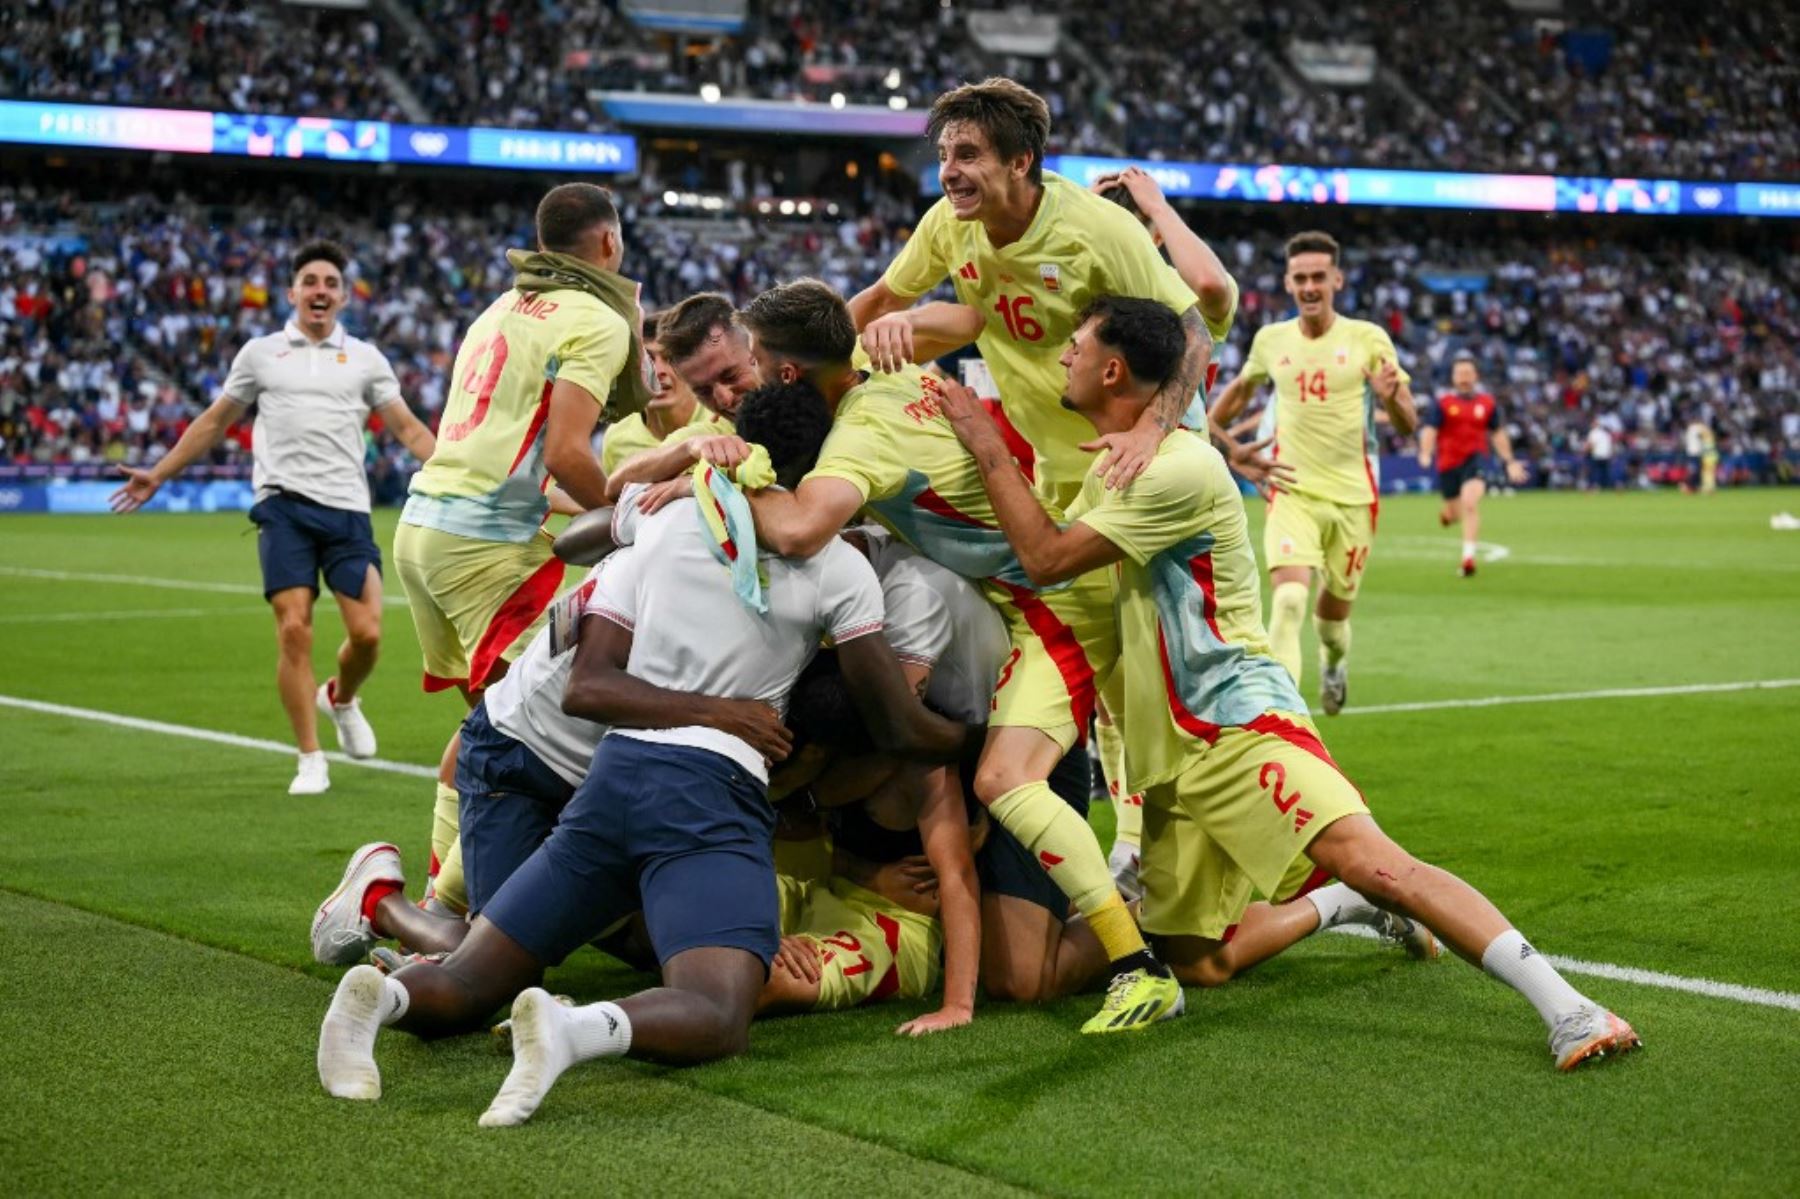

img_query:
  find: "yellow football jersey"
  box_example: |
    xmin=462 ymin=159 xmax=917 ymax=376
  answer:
xmin=1066 ymin=431 xmax=1304 ymax=788
xmin=884 ymin=172 xmax=1199 ymax=496
xmin=600 ymin=403 xmax=731 ymax=475
xmin=1238 ymin=316 xmax=1409 ymax=507
xmin=405 ymin=288 xmax=630 ymax=543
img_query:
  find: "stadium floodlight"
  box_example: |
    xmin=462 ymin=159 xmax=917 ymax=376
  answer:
xmin=883 ymin=68 xmax=902 ymax=90
xmin=830 ymin=93 xmax=846 ymax=110
xmin=779 ymin=199 xmax=796 ymax=214
xmin=663 ymin=190 xmax=679 ymax=206
xmin=798 ymin=201 xmax=813 ymax=215
xmin=888 ymin=96 xmax=909 ymax=111
xmin=699 ymin=83 xmax=722 ymax=103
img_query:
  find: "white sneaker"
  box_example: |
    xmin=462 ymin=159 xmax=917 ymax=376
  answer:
xmin=1108 ymin=838 xmax=1143 ymax=905
xmin=1549 ymin=1004 xmax=1641 ymax=1071
xmin=311 ymin=842 xmax=404 ymax=965
xmin=316 ymin=680 xmax=377 ymax=759
xmin=1319 ymin=663 xmax=1349 ymax=716
xmin=289 ymin=751 xmax=330 ymax=795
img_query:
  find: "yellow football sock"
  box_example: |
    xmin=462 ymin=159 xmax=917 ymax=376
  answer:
xmin=434 ymin=836 xmax=469 ymax=916
xmin=990 ymin=782 xmax=1146 ymax=961
xmin=1268 ymin=581 xmax=1309 ymax=685
xmin=1314 ymin=615 xmax=1352 ymax=671
xmin=430 ymin=781 xmax=459 ymax=879
xmin=1096 ymin=716 xmax=1140 ymax=849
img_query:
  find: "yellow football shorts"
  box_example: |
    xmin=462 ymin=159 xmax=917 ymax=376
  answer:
xmin=1264 ymin=491 xmax=1377 ymax=601
xmin=983 ymin=569 xmax=1118 ymax=750
xmin=1138 ymin=710 xmax=1364 ymax=941
xmin=776 ymin=875 xmax=942 ymax=1011
xmin=393 ymin=521 xmax=565 ymax=693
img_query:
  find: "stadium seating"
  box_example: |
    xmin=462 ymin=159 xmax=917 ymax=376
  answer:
xmin=4 ymin=1 xmax=1793 ymax=178
xmin=4 ymin=179 xmax=1794 ymax=486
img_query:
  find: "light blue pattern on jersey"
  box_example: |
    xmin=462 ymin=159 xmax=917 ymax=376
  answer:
xmin=864 ymin=468 xmax=1050 ymax=592
xmin=1149 ymin=530 xmax=1304 ymax=730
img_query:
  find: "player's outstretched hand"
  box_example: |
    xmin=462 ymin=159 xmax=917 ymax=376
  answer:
xmin=686 ymin=434 xmax=752 ymax=470
xmin=862 ymin=313 xmax=916 ymax=374
xmin=1506 ymin=459 xmax=1529 ymax=485
xmin=1225 ymin=434 xmax=1297 ymax=499
xmin=109 ymin=466 xmax=161 ymax=513
xmin=935 ymin=378 xmax=1007 ymax=455
xmin=895 ymin=1005 xmax=973 ymax=1037
xmin=707 ymin=698 xmax=793 ymax=763
xmin=1363 ymin=357 xmax=1401 ymax=403
xmin=634 ymin=476 xmax=693 ymax=514
xmin=772 ymin=936 xmax=822 ymax=985
xmin=1083 ymin=421 xmax=1163 ymax=491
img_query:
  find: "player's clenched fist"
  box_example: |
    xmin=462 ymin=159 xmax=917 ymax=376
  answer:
xmin=685 ymin=433 xmax=752 ymax=469
xmin=861 ymin=312 xmax=916 ymax=374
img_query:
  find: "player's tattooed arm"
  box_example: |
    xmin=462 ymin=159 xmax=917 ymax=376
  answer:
xmin=938 ymin=379 xmax=1126 ymax=587
xmin=562 ymin=614 xmax=794 ymax=762
xmin=1087 ymin=307 xmax=1212 ymax=491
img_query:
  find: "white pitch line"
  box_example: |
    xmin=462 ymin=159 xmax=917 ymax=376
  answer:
xmin=0 ymin=607 xmax=262 ymax=625
xmin=1324 ymin=927 xmax=1800 ymax=1011
xmin=5 ymin=690 xmax=1798 ymax=1014
xmin=1333 ymin=677 xmax=1800 ymax=717
xmin=0 ymin=694 xmax=436 ymax=780
xmin=0 ymin=565 xmax=410 ymax=606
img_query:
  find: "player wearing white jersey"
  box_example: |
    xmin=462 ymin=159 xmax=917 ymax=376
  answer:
xmin=110 ymin=240 xmax=436 ymax=795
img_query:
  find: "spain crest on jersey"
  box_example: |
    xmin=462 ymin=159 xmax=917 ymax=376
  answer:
xmin=1335 ymin=348 xmax=1350 ymax=366
xmin=1038 ymin=263 xmax=1061 ymax=292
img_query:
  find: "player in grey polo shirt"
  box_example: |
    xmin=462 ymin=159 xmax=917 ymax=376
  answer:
xmin=111 ymin=241 xmax=437 ymax=796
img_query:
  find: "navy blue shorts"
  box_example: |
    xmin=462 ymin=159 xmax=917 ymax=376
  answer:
xmin=455 ymin=701 xmax=576 ymax=915
xmin=248 ymin=490 xmax=380 ymax=600
xmin=1438 ymin=458 xmax=1483 ymax=500
xmin=481 ymin=736 xmax=779 ymax=970
xmin=976 ymin=743 xmax=1091 ymax=917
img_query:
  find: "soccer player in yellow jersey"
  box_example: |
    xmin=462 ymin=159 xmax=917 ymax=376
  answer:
xmin=941 ymin=296 xmax=1639 ymax=1067
xmin=683 ymin=280 xmax=1178 ymax=1033
xmin=851 ymin=77 xmax=1220 ymax=506
xmin=1209 ymin=231 xmax=1418 ymax=714
xmin=395 ymin=183 xmax=651 ymax=909
xmin=599 ymin=323 xmax=731 ymax=475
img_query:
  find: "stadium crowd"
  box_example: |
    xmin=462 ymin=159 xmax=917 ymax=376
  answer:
xmin=3 ymin=179 xmax=1795 ymax=488
xmin=4 ymin=0 xmax=1794 ymax=179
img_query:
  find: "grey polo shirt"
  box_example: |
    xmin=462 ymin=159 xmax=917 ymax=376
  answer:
xmin=221 ymin=321 xmax=404 ymax=513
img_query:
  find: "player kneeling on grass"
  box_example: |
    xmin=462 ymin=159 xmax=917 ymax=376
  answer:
xmin=940 ymin=296 xmax=1639 ymax=1069
xmin=316 ymin=381 xmax=982 ymax=1124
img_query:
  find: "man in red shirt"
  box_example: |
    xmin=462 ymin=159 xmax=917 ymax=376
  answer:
xmin=1418 ymin=356 xmax=1526 ymax=577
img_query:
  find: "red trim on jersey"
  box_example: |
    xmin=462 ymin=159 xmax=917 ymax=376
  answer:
xmin=467 ymin=555 xmax=566 ymax=692
xmin=1187 ymin=550 xmax=1223 ymax=641
xmin=1155 ymin=627 xmax=1222 ymax=745
xmin=1362 ymin=456 xmax=1381 ymax=534
xmin=981 ymin=399 xmax=1036 ymax=483
xmin=506 ymin=379 xmax=556 ymax=476
xmin=422 ymin=671 xmax=465 ymax=694
xmin=912 ymin=486 xmax=993 ymax=529
xmin=1221 ymin=922 xmax=1239 ymax=944
xmin=993 ymin=580 xmax=1097 ymax=732
xmin=1243 ymin=712 xmax=1368 ymax=808
xmin=1287 ymin=866 xmax=1333 ymax=902
xmin=867 ymin=910 xmax=904 ymax=1003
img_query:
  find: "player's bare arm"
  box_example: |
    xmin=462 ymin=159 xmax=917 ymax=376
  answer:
xmin=1494 ymin=428 xmax=1528 ymax=484
xmin=603 ymin=433 xmax=752 ymax=501
xmin=834 ymin=632 xmax=985 ymax=762
xmin=1417 ymin=423 xmax=1438 ymax=469
xmin=379 ymin=399 xmax=437 ymax=464
xmin=1365 ymin=358 xmax=1417 ymax=437
xmin=939 ymin=378 xmax=1123 ymax=587
xmin=861 ymin=302 xmax=985 ymax=373
xmin=1205 ymin=371 xmax=1294 ymax=496
xmin=1097 ymin=166 xmax=1235 ymax=329
xmin=542 ymin=379 xmax=612 ymax=510
xmin=109 ymin=394 xmax=246 ymax=513
xmin=743 ymin=475 xmax=864 ymax=558
xmin=896 ymin=766 xmax=981 ymax=1036
xmin=847 ymin=278 xmax=913 ymax=330
xmin=561 ymin=613 xmax=793 ymax=761
xmin=1086 ymin=307 xmax=1212 ymax=491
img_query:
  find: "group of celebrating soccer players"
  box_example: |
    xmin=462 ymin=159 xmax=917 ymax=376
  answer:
xmin=206 ymin=76 xmax=1639 ymax=1126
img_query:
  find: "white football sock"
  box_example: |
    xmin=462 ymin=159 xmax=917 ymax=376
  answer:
xmin=318 ymin=965 xmax=405 ymax=1100
xmin=1480 ymin=929 xmax=1591 ymax=1031
xmin=481 ymin=994 xmax=630 ymax=1128
xmin=1462 ymin=541 xmax=1478 ymax=561
xmin=1304 ymin=882 xmax=1380 ymax=930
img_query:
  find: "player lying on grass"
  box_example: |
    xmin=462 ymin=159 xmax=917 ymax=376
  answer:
xmin=939 ymin=295 xmax=1639 ymax=1066
xmin=316 ymin=382 xmax=983 ymax=1124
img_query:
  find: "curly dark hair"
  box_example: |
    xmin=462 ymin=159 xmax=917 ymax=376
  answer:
xmin=785 ymin=651 xmax=876 ymax=755
xmin=928 ymin=77 xmax=1051 ymax=185
xmin=733 ymin=379 xmax=835 ymax=491
xmin=1076 ymin=296 xmax=1185 ymax=390
xmin=740 ymin=279 xmax=857 ymax=368
xmin=290 ymin=240 xmax=348 ymax=282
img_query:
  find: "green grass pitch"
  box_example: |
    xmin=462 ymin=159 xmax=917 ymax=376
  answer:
xmin=2 ymin=489 xmax=1797 ymax=1196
